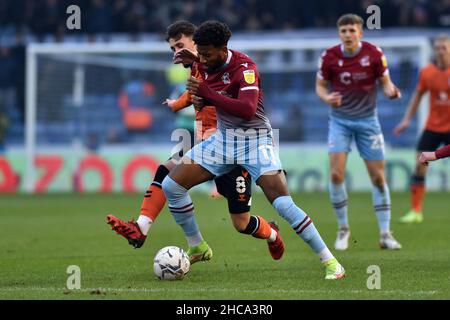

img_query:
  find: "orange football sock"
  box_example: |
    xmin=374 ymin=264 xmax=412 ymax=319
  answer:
xmin=411 ymin=184 xmax=425 ymax=213
xmin=140 ymin=184 xmax=166 ymax=221
xmin=252 ymin=215 xmax=272 ymax=239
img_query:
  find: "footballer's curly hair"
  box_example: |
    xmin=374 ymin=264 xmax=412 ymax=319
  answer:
xmin=165 ymin=20 xmax=196 ymax=42
xmin=193 ymin=20 xmax=232 ymax=47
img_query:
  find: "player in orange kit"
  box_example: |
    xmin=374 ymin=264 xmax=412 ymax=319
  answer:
xmin=106 ymin=21 xmax=284 ymax=263
xmin=394 ymin=34 xmax=450 ymax=223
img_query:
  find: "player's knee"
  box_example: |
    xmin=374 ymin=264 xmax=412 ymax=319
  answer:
xmin=330 ymin=171 xmax=345 ymax=184
xmin=415 ymin=163 xmax=428 ymax=175
xmin=161 ymin=176 xmax=185 ymax=199
xmin=371 ymin=175 xmax=385 ymax=188
xmin=272 ymin=195 xmax=294 ymax=213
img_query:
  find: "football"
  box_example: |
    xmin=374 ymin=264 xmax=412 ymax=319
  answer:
xmin=153 ymin=246 xmax=190 ymax=280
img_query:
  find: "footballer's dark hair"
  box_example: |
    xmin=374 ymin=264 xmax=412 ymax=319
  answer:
xmin=337 ymin=13 xmax=364 ymax=28
xmin=165 ymin=20 xmax=196 ymax=42
xmin=193 ymin=20 xmax=232 ymax=47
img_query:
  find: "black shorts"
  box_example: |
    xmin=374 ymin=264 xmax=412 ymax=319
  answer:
xmin=214 ymin=166 xmax=252 ymax=214
xmin=417 ymin=130 xmax=450 ymax=152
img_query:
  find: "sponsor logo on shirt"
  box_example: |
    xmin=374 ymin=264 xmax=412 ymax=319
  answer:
xmin=381 ymin=55 xmax=388 ymax=68
xmin=439 ymin=91 xmax=448 ymax=102
xmin=243 ymin=70 xmax=256 ymax=84
xmin=339 ymin=72 xmax=352 ymax=85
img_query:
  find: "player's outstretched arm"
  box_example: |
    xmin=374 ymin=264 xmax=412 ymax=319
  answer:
xmin=418 ymin=145 xmax=450 ymax=164
xmin=393 ymin=90 xmax=425 ymax=135
xmin=163 ymin=91 xmax=192 ymax=112
xmin=418 ymin=151 xmax=436 ymax=165
xmin=315 ymin=78 xmax=342 ymax=108
xmin=435 ymin=144 xmax=450 ymax=160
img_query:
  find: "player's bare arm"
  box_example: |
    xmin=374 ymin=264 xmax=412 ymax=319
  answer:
xmin=421 ymin=144 xmax=450 ymax=164
xmin=393 ymin=90 xmax=425 ymax=135
xmin=163 ymin=91 xmax=192 ymax=112
xmin=379 ymin=74 xmax=402 ymax=99
xmin=315 ymin=78 xmax=343 ymax=108
xmin=418 ymin=151 xmax=436 ymax=165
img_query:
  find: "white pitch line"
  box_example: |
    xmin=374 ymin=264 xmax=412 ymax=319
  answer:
xmin=0 ymin=287 xmax=440 ymax=296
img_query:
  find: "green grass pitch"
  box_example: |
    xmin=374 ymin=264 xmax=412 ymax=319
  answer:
xmin=0 ymin=192 xmax=449 ymax=300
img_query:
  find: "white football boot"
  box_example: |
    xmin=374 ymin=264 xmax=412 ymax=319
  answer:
xmin=334 ymin=227 xmax=350 ymax=251
xmin=379 ymin=231 xmax=402 ymax=250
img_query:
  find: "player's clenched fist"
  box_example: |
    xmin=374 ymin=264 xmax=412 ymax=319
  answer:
xmin=418 ymin=151 xmax=436 ymax=165
xmin=173 ymin=48 xmax=199 ymax=65
xmin=384 ymin=84 xmax=402 ymax=99
xmin=325 ymin=92 xmax=343 ymax=108
xmin=191 ymin=95 xmax=204 ymax=111
xmin=186 ymin=76 xmax=202 ymax=95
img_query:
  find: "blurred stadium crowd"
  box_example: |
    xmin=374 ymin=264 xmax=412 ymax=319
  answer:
xmin=0 ymin=0 xmax=445 ymax=150
xmin=0 ymin=0 xmax=449 ymax=39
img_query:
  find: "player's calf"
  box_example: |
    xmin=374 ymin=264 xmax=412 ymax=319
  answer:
xmin=236 ymin=214 xmax=285 ymax=260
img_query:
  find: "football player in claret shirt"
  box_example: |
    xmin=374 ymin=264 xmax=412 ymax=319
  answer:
xmin=394 ymin=34 xmax=450 ymax=224
xmin=316 ymin=14 xmax=402 ymax=251
xmin=107 ymin=21 xmax=285 ymax=264
xmin=161 ymin=20 xmax=345 ymax=279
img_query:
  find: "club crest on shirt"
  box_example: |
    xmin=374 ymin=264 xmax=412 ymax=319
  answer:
xmin=221 ymin=72 xmax=230 ymax=84
xmin=338 ymin=60 xmax=343 ymax=67
xmin=381 ymin=55 xmax=388 ymax=68
xmin=360 ymin=55 xmax=370 ymax=67
xmin=243 ymin=70 xmax=255 ymax=84
xmin=204 ymin=72 xmax=208 ymax=80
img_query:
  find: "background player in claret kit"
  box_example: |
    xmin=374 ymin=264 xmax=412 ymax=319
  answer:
xmin=419 ymin=144 xmax=450 ymax=163
xmin=394 ymin=34 xmax=450 ymax=224
xmin=107 ymin=21 xmax=285 ymax=263
xmin=162 ymin=20 xmax=345 ymax=280
xmin=316 ymin=14 xmax=402 ymax=251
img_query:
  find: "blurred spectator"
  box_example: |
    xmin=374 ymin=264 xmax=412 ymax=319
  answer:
xmin=10 ymin=33 xmax=26 ymax=123
xmin=86 ymin=0 xmax=113 ymax=34
xmin=0 ymin=46 xmax=16 ymax=124
xmin=0 ymin=0 xmax=447 ymax=39
xmin=0 ymin=107 xmax=9 ymax=153
xmin=118 ymin=79 xmax=155 ymax=133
